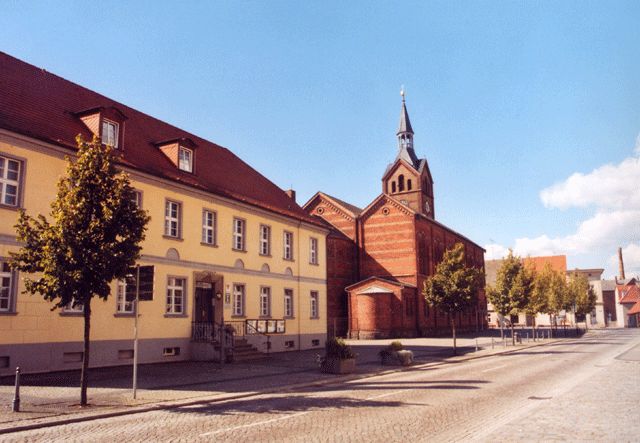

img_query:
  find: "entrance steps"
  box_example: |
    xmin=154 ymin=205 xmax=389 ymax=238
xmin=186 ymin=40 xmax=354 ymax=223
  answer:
xmin=232 ymin=338 xmax=268 ymax=362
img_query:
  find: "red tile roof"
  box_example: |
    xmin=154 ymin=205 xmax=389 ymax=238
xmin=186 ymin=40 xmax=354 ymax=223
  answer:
xmin=617 ymin=284 xmax=640 ymax=304
xmin=0 ymin=52 xmax=322 ymax=227
xmin=628 ymin=301 xmax=640 ymax=315
xmin=523 ymin=255 xmax=567 ymax=273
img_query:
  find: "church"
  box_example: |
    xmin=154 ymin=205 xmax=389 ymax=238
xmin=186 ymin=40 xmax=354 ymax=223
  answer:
xmin=303 ymin=92 xmax=487 ymax=338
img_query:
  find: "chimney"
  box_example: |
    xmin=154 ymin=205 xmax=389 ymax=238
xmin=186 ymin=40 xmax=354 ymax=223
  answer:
xmin=285 ymin=189 xmax=296 ymax=203
xmin=618 ymin=247 xmax=626 ymax=281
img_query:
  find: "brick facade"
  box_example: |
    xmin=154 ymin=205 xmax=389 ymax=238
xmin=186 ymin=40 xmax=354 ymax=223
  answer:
xmin=304 ymin=97 xmax=487 ymax=338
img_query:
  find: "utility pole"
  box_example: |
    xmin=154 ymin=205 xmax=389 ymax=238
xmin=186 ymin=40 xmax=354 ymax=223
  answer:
xmin=133 ymin=265 xmax=140 ymax=399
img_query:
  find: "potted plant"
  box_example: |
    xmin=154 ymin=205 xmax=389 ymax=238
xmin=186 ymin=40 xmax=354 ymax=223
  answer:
xmin=320 ymin=337 xmax=356 ymax=374
xmin=379 ymin=341 xmax=413 ymax=366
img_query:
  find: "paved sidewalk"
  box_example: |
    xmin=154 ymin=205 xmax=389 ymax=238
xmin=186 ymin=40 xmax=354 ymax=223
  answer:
xmin=0 ymin=330 xmax=576 ymax=434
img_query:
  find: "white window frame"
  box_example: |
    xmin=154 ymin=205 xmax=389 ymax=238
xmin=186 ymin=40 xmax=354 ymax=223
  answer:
xmin=309 ymin=237 xmax=318 ymax=265
xmin=202 ymin=209 xmax=217 ymax=245
xmin=166 ymin=277 xmax=186 ymax=315
xmin=0 ymin=155 xmax=21 ymax=207
xmin=233 ymin=218 xmax=246 ymax=251
xmin=178 ymin=146 xmax=193 ymax=173
xmin=101 ymin=119 xmax=119 ymax=148
xmin=63 ymin=300 xmax=84 ymax=313
xmin=0 ymin=261 xmax=15 ymax=313
xmin=259 ymin=224 xmax=271 ymax=256
xmin=260 ymin=286 xmax=271 ymax=317
xmin=164 ymin=200 xmax=181 ymax=238
xmin=283 ymin=231 xmax=293 ymax=260
xmin=132 ymin=190 xmax=142 ymax=208
xmin=233 ymin=283 xmax=245 ymax=317
xmin=284 ymin=288 xmax=294 ymax=318
xmin=116 ymin=279 xmax=135 ymax=314
xmin=310 ymin=291 xmax=319 ymax=319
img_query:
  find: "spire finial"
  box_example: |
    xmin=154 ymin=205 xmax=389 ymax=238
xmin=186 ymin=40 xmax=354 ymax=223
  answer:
xmin=400 ymin=85 xmax=405 ymax=102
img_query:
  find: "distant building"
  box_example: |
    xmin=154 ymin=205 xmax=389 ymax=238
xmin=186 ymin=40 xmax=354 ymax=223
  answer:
xmin=303 ymin=92 xmax=486 ymax=338
xmin=614 ymin=279 xmax=640 ymax=328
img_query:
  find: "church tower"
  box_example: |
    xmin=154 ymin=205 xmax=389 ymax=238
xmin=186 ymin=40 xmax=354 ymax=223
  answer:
xmin=382 ymin=89 xmax=435 ymax=219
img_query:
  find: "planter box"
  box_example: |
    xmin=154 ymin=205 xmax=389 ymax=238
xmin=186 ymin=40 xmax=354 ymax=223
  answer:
xmin=321 ymin=357 xmax=356 ymax=374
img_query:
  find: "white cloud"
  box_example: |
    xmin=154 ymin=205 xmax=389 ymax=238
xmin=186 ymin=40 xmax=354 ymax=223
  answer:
xmin=486 ymin=134 xmax=640 ymax=275
xmin=540 ymin=156 xmax=640 ymax=210
xmin=484 ymin=243 xmax=510 ymax=260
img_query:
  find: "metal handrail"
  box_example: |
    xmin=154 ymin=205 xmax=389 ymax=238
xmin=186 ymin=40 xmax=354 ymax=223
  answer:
xmin=224 ymin=319 xmax=278 ymax=354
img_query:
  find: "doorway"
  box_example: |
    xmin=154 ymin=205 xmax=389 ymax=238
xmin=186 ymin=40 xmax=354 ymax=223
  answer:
xmin=195 ymin=282 xmax=215 ymax=323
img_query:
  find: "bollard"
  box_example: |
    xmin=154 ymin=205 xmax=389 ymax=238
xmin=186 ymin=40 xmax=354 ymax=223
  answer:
xmin=475 ymin=338 xmax=478 ymax=352
xmin=491 ymin=337 xmax=494 ymax=349
xmin=12 ymin=366 xmax=20 ymax=412
xmin=526 ymin=332 xmax=529 ymax=343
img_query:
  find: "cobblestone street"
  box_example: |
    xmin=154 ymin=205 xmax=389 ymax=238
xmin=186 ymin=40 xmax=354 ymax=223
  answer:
xmin=2 ymin=328 xmax=638 ymax=442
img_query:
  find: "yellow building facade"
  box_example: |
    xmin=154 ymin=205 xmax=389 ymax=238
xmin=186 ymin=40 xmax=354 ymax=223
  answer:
xmin=0 ymin=52 xmax=327 ymax=375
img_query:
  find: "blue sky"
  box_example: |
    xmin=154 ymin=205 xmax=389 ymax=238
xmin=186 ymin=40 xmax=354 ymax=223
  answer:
xmin=2 ymin=1 xmax=639 ymax=277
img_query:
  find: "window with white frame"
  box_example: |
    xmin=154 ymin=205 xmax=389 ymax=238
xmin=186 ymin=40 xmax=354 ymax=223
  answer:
xmin=63 ymin=300 xmax=84 ymax=313
xmin=259 ymin=224 xmax=271 ymax=256
xmin=202 ymin=209 xmax=216 ymax=245
xmin=116 ymin=279 xmax=135 ymax=314
xmin=310 ymin=291 xmax=319 ymax=319
xmin=166 ymin=277 xmax=185 ymax=314
xmin=101 ymin=119 xmax=119 ymax=148
xmin=309 ymin=237 xmax=318 ymax=265
xmin=284 ymin=288 xmax=294 ymax=318
xmin=0 ymin=155 xmax=21 ymax=207
xmin=0 ymin=261 xmax=15 ymax=313
xmin=233 ymin=284 xmax=245 ymax=316
xmin=260 ymin=286 xmax=271 ymax=317
xmin=132 ymin=190 xmax=142 ymax=208
xmin=178 ymin=147 xmax=193 ymax=172
xmin=164 ymin=200 xmax=181 ymax=238
xmin=283 ymin=231 xmax=293 ymax=260
xmin=233 ymin=218 xmax=245 ymax=251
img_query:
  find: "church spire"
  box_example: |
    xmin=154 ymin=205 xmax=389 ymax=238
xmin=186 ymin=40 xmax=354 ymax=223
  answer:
xmin=396 ymin=87 xmax=419 ymax=168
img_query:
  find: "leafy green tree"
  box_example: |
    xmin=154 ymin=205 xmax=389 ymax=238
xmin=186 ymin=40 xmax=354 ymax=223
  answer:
xmin=486 ymin=251 xmax=532 ymax=342
xmin=532 ymin=263 xmax=567 ymax=337
xmin=423 ymin=243 xmax=482 ymax=355
xmin=568 ymin=272 xmax=597 ymax=331
xmin=10 ymin=135 xmax=149 ymax=406
xmin=524 ymin=264 xmax=547 ymax=340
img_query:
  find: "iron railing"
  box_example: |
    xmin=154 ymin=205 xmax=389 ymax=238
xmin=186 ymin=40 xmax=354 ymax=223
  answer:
xmin=191 ymin=321 xmax=234 ymax=349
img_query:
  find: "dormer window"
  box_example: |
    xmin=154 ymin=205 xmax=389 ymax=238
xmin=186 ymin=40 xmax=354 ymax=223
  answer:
xmin=178 ymin=147 xmax=193 ymax=172
xmin=102 ymin=119 xmax=119 ymax=148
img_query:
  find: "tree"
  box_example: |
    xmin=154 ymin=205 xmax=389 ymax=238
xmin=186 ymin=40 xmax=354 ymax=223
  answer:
xmin=486 ymin=251 xmax=532 ymax=342
xmin=568 ymin=272 xmax=597 ymax=331
xmin=10 ymin=135 xmax=149 ymax=406
xmin=423 ymin=243 xmax=482 ymax=355
xmin=524 ymin=264 xmax=547 ymax=340
xmin=532 ymin=263 xmax=567 ymax=338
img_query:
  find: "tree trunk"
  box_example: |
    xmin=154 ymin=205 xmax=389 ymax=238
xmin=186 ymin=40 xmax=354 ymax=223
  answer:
xmin=532 ymin=317 xmax=536 ymax=342
xmin=451 ymin=318 xmax=457 ymax=356
xmin=80 ymin=298 xmax=91 ymax=406
xmin=499 ymin=316 xmax=504 ymax=339
xmin=549 ymin=314 xmax=553 ymax=338
xmin=511 ymin=320 xmax=515 ymax=346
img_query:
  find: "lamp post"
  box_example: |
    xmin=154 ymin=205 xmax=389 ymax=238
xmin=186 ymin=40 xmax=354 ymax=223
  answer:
xmin=126 ymin=265 xmax=140 ymax=400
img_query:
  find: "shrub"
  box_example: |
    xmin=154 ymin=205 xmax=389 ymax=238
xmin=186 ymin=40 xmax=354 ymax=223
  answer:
xmin=389 ymin=341 xmax=404 ymax=351
xmin=325 ymin=337 xmax=355 ymax=359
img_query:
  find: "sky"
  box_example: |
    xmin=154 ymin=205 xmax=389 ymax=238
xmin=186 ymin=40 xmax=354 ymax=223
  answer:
xmin=1 ymin=1 xmax=639 ymax=278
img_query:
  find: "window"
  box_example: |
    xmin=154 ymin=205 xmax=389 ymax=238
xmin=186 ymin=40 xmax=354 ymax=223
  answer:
xmin=63 ymin=300 xmax=84 ymax=313
xmin=309 ymin=237 xmax=318 ymax=264
xmin=164 ymin=200 xmax=181 ymax=238
xmin=202 ymin=209 xmax=217 ymax=245
xmin=233 ymin=218 xmax=246 ymax=251
xmin=132 ymin=190 xmax=142 ymax=208
xmin=391 ymin=181 xmax=396 ymax=193
xmin=101 ymin=119 xmax=118 ymax=148
xmin=407 ymin=179 xmax=412 ymax=190
xmin=116 ymin=279 xmax=135 ymax=314
xmin=178 ymin=147 xmax=193 ymax=172
xmin=283 ymin=231 xmax=293 ymax=260
xmin=398 ymin=174 xmax=405 ymax=192
xmin=0 ymin=155 xmax=21 ymax=207
xmin=284 ymin=288 xmax=294 ymax=318
xmin=310 ymin=291 xmax=319 ymax=318
xmin=233 ymin=284 xmax=245 ymax=316
xmin=259 ymin=224 xmax=271 ymax=256
xmin=260 ymin=286 xmax=271 ymax=317
xmin=0 ymin=261 xmax=15 ymax=313
xmin=166 ymin=277 xmax=185 ymax=314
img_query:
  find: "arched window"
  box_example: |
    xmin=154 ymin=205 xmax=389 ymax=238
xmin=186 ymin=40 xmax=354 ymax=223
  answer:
xmin=391 ymin=181 xmax=396 ymax=193
xmin=398 ymin=175 xmax=405 ymax=192
xmin=407 ymin=179 xmax=412 ymax=190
